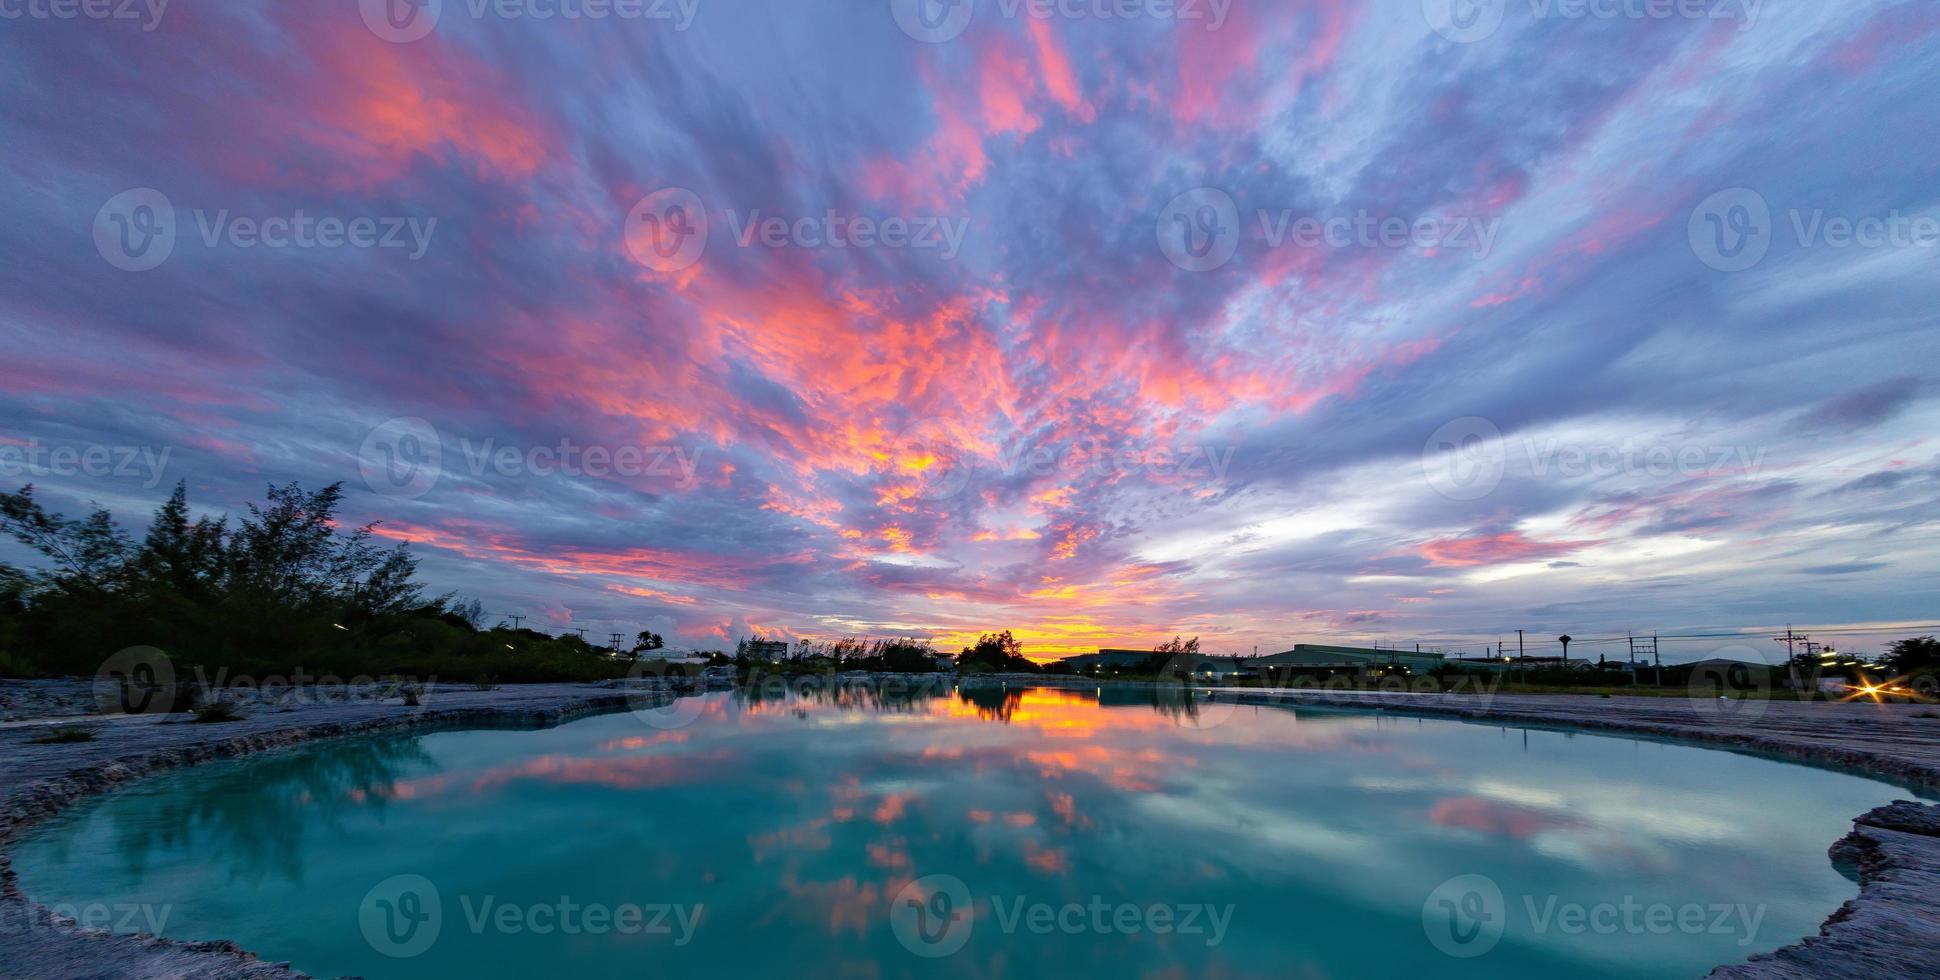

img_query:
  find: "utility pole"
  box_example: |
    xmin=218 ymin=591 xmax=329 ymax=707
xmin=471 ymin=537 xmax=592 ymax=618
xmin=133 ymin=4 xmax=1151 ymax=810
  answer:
xmin=610 ymin=633 xmax=626 ymax=655
xmin=1776 ymin=625 xmax=1810 ymax=694
xmin=1775 ymin=625 xmax=1808 ymax=663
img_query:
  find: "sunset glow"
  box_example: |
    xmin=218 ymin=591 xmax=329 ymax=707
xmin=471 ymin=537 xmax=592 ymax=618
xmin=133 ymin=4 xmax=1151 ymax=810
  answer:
xmin=3 ymin=1 xmax=1936 ymax=658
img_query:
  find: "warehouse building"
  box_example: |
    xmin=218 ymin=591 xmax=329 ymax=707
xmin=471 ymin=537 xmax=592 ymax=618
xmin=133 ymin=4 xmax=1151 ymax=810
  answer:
xmin=1255 ymin=644 xmax=1446 ymax=680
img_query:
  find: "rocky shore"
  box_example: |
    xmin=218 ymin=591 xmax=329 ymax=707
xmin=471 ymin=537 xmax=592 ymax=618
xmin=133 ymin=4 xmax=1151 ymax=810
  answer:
xmin=2 ymin=681 xmax=1935 ymax=978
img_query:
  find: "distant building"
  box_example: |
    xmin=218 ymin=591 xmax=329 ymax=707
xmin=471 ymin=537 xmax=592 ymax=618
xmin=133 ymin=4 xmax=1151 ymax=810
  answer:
xmin=1257 ymin=644 xmax=1446 ymax=678
xmin=1684 ymin=657 xmax=1775 ymax=671
xmin=746 ymin=639 xmax=789 ymax=660
xmin=1683 ymin=658 xmax=1777 ymax=685
xmin=1061 ymin=649 xmax=1155 ymax=673
xmin=1155 ymin=655 xmax=1249 ymax=679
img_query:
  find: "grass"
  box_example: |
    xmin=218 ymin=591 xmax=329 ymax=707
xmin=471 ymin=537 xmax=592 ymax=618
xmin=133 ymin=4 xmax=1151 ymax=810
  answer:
xmin=192 ymin=701 xmax=243 ymax=724
xmin=30 ymin=725 xmax=97 ymax=744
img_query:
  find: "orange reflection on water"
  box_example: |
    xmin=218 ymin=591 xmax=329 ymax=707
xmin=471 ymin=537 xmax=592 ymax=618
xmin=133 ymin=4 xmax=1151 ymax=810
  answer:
xmin=598 ymin=731 xmax=691 ymax=752
xmin=928 ymin=686 xmax=1187 ymax=739
xmin=1022 ymin=745 xmax=1171 ymax=792
xmin=773 ymin=870 xmax=885 ymax=939
xmin=1024 ymin=842 xmax=1071 ymax=875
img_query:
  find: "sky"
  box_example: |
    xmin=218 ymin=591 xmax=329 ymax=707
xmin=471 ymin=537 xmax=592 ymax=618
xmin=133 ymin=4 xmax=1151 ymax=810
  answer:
xmin=1 ymin=0 xmax=1936 ymax=662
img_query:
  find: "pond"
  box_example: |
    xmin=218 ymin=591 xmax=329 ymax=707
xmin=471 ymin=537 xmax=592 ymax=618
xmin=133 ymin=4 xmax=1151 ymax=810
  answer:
xmin=12 ymin=683 xmax=1920 ymax=978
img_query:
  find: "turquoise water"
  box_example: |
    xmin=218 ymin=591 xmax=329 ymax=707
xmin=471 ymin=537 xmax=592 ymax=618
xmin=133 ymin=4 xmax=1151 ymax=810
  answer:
xmin=13 ymin=684 xmax=1921 ymax=979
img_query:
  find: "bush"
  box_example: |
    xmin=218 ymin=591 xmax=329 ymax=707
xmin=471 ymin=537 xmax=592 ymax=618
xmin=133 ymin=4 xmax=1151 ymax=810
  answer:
xmin=31 ymin=725 xmax=96 ymax=744
xmin=192 ymin=701 xmax=242 ymax=724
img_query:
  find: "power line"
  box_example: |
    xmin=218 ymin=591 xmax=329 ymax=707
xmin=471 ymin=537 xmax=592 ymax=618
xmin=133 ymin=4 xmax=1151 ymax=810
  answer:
xmin=1358 ymin=622 xmax=1940 ymax=662
xmin=1413 ymin=624 xmax=1940 ymax=647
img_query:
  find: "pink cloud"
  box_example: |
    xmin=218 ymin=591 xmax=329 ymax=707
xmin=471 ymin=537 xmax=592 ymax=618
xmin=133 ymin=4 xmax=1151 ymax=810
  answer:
xmin=1421 ymin=531 xmax=1596 ymax=568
